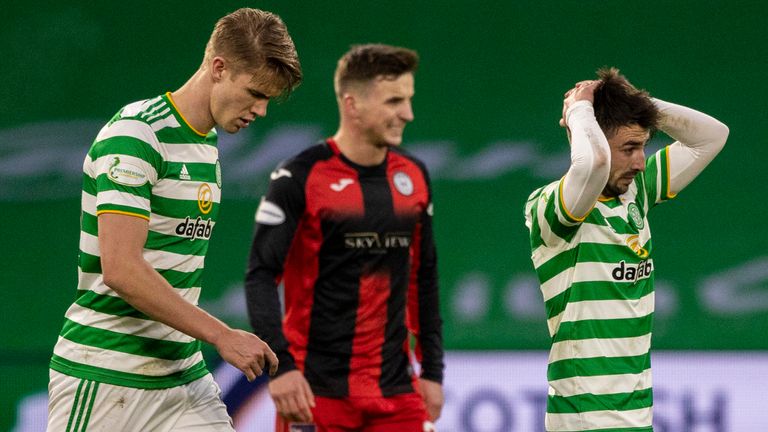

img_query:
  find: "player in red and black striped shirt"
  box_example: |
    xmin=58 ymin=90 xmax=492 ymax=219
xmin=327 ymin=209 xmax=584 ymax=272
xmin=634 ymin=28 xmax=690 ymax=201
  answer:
xmin=245 ymin=44 xmax=444 ymax=432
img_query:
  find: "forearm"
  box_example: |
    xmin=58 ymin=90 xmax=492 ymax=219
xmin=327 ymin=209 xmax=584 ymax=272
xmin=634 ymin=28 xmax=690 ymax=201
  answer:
xmin=562 ymin=101 xmax=610 ymax=218
xmin=417 ymin=287 xmax=444 ymax=383
xmin=418 ymin=325 xmax=444 ymax=383
xmin=416 ymin=271 xmax=444 ymax=383
xmin=244 ymin=268 xmax=296 ymax=375
xmin=416 ymin=232 xmax=444 ymax=383
xmin=654 ymin=98 xmax=729 ymax=193
xmin=104 ymin=242 xmax=279 ymax=381
xmin=654 ymin=98 xmax=729 ymax=151
xmin=103 ymin=257 xmax=230 ymax=345
xmin=409 ymin=208 xmax=445 ymax=383
xmin=98 ymin=213 xmax=232 ymax=346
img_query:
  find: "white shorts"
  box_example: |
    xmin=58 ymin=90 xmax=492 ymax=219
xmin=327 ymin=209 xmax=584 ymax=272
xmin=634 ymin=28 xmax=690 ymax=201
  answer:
xmin=47 ymin=370 xmax=234 ymax=432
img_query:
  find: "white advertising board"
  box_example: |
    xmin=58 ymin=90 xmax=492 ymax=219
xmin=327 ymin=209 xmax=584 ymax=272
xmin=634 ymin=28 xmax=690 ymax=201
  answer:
xmin=13 ymin=352 xmax=768 ymax=431
xmin=218 ymin=351 xmax=768 ymax=432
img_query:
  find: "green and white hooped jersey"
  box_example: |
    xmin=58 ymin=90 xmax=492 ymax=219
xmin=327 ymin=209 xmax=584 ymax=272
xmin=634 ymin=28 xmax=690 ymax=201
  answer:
xmin=524 ymin=147 xmax=676 ymax=431
xmin=51 ymin=93 xmax=222 ymax=389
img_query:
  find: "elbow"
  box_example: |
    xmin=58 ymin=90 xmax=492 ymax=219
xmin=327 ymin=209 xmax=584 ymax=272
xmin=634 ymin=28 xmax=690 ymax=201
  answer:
xmin=101 ymin=258 xmax=132 ymax=296
xmin=698 ymin=121 xmax=729 ymax=157
xmin=101 ymin=268 xmax=124 ymax=294
xmin=713 ymin=122 xmax=730 ymax=152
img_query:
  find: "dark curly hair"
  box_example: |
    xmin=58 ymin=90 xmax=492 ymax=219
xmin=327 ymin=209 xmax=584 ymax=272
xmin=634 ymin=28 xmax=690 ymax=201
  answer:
xmin=593 ymin=67 xmax=660 ymax=138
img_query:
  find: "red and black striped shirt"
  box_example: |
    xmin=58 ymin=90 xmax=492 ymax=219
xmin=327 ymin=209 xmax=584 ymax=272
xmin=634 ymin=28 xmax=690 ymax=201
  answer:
xmin=245 ymin=139 xmax=444 ymax=398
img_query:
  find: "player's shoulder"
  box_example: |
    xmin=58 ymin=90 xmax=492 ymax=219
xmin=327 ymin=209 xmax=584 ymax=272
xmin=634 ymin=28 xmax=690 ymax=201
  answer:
xmin=96 ymin=96 xmax=165 ymax=143
xmin=284 ymin=140 xmax=332 ymax=168
xmin=88 ymin=96 xmax=168 ymax=158
xmin=524 ymin=180 xmax=560 ymax=222
xmin=527 ymin=180 xmax=560 ymax=202
xmin=270 ymin=140 xmax=333 ymax=184
xmin=108 ymin=95 xmax=165 ymax=125
xmin=388 ymin=146 xmax=430 ymax=175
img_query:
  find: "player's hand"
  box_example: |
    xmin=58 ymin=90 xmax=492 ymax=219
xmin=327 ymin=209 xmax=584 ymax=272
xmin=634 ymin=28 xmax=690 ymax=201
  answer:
xmin=269 ymin=370 xmax=316 ymax=423
xmin=418 ymin=378 xmax=444 ymax=421
xmin=214 ymin=328 xmax=279 ymax=381
xmin=559 ymin=80 xmax=601 ymax=128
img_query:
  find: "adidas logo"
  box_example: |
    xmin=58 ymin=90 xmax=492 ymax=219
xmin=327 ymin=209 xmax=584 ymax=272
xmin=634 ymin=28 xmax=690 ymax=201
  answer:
xmin=180 ymin=164 xmax=191 ymax=180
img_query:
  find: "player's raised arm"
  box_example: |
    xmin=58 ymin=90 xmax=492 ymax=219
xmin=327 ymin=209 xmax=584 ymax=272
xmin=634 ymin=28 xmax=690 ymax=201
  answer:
xmin=560 ymin=80 xmax=611 ymax=221
xmin=653 ymin=98 xmax=729 ymax=196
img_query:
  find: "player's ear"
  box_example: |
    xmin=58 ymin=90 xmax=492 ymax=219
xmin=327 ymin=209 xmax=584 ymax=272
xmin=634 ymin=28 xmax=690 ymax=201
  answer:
xmin=210 ymin=56 xmax=226 ymax=82
xmin=342 ymin=93 xmax=359 ymax=117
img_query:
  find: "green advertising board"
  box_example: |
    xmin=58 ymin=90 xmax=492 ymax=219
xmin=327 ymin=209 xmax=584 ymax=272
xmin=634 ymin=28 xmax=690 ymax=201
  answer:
xmin=2 ymin=1 xmax=767 ymax=429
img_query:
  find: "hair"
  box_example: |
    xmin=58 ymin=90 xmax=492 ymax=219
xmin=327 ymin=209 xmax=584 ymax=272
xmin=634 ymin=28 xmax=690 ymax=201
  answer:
xmin=593 ymin=67 xmax=660 ymax=138
xmin=334 ymin=44 xmax=419 ymax=98
xmin=203 ymin=8 xmax=302 ymax=98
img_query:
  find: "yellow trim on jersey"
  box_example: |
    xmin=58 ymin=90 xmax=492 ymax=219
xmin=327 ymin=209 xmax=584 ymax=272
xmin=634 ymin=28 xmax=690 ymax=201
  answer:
xmin=558 ymin=177 xmax=591 ymax=222
xmin=165 ymin=92 xmax=207 ymax=137
xmin=665 ymin=146 xmax=678 ymax=199
xmin=598 ymin=195 xmax=614 ymax=202
xmin=95 ymin=210 xmax=150 ymax=221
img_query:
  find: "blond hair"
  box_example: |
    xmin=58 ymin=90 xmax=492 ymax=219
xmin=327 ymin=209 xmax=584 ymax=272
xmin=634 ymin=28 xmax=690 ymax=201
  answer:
xmin=204 ymin=8 xmax=302 ymax=97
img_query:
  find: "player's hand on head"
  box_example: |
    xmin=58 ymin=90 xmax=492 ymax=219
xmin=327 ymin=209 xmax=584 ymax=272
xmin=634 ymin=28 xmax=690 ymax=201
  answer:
xmin=560 ymin=79 xmax=601 ymax=127
xmin=214 ymin=328 xmax=278 ymax=381
xmin=268 ymin=370 xmax=316 ymax=423
xmin=569 ymin=79 xmax=601 ymax=103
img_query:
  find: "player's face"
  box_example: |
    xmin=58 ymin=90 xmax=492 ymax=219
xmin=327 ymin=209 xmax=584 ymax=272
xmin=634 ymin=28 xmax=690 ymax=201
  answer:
xmin=210 ymin=66 xmax=281 ymax=134
xmin=604 ymin=124 xmax=650 ymax=197
xmin=354 ymin=73 xmax=415 ymax=147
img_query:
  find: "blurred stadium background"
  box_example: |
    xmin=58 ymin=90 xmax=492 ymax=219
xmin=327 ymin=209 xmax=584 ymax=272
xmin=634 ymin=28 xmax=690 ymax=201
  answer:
xmin=2 ymin=1 xmax=767 ymax=430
